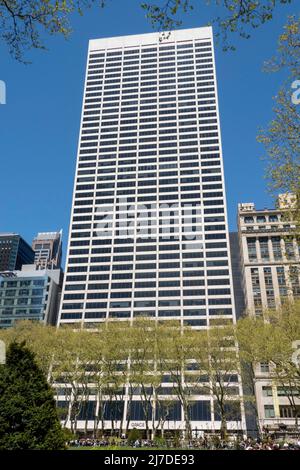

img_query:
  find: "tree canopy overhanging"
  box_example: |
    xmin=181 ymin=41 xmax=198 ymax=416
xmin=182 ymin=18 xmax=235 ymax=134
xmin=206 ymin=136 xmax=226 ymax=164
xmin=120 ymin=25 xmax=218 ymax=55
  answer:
xmin=0 ymin=0 xmax=295 ymax=61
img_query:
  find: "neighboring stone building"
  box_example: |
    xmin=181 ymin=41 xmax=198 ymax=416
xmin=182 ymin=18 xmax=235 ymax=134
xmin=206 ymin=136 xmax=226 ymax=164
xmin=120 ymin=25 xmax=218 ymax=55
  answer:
xmin=238 ymin=196 xmax=300 ymax=435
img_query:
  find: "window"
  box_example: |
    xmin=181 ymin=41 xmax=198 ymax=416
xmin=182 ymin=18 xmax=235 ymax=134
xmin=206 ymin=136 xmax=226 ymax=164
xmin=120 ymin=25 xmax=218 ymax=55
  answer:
xmin=262 ymin=386 xmax=273 ymax=397
xmin=279 ymin=405 xmax=300 ymax=418
xmin=272 ymin=236 xmax=282 ymax=260
xmin=129 ymin=401 xmax=152 ymax=420
xmin=77 ymin=401 xmax=96 ymax=420
xmin=285 ymin=239 xmax=295 ymax=260
xmin=155 ymin=401 xmax=181 ymax=420
xmin=103 ymin=402 xmax=124 ymax=420
xmin=33 ymin=280 xmax=45 ymax=286
xmin=247 ymin=238 xmax=257 ymax=261
xmin=259 ymin=237 xmax=269 ymax=260
xmin=264 ymin=405 xmax=275 ymax=419
xmin=214 ymin=402 xmax=241 ymax=421
xmin=260 ymin=362 xmax=269 ymax=373
xmin=188 ymin=401 xmax=211 ymax=420
xmin=31 ymin=297 xmax=43 ymax=305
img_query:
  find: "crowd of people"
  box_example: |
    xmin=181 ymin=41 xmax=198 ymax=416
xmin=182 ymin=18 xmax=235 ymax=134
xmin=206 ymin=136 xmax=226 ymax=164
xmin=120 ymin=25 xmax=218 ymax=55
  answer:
xmin=68 ymin=435 xmax=300 ymax=450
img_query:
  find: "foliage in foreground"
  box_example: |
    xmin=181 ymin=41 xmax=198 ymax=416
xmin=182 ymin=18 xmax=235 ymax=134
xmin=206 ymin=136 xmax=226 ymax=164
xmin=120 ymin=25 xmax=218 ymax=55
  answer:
xmin=0 ymin=300 xmax=300 ymax=439
xmin=0 ymin=341 xmax=66 ymax=450
xmin=258 ymin=15 xmax=300 ymax=228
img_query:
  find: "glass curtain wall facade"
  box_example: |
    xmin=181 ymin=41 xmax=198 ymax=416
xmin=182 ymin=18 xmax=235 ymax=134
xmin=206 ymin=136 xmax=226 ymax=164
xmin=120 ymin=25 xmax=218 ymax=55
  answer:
xmin=0 ymin=267 xmax=62 ymax=328
xmin=0 ymin=234 xmax=34 ymax=271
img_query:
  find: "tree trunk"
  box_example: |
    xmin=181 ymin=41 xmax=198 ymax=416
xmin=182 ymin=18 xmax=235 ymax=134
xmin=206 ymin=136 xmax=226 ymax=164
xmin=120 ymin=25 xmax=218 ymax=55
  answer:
xmin=182 ymin=401 xmax=192 ymax=442
xmin=220 ymin=416 xmax=227 ymax=440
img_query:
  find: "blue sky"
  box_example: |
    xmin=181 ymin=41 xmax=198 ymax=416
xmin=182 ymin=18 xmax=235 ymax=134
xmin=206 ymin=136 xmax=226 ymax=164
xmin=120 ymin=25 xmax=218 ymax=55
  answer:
xmin=0 ymin=1 xmax=296 ymax=265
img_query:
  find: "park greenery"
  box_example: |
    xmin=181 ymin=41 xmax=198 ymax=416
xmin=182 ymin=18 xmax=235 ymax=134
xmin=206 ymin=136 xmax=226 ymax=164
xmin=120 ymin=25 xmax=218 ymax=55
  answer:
xmin=0 ymin=341 xmax=66 ymax=450
xmin=258 ymin=15 xmax=300 ymax=228
xmin=0 ymin=302 xmax=299 ymax=441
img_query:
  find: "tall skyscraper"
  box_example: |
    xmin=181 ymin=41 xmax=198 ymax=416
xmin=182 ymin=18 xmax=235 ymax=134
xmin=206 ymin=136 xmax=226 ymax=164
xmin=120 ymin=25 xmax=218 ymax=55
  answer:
xmin=0 ymin=233 xmax=34 ymax=271
xmin=58 ymin=28 xmax=245 ymax=433
xmin=32 ymin=230 xmax=63 ymax=269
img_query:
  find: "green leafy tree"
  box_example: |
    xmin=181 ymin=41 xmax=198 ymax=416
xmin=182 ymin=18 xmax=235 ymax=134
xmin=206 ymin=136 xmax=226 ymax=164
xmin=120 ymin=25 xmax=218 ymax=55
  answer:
xmin=101 ymin=321 xmax=130 ymax=437
xmin=258 ymin=15 xmax=300 ymax=227
xmin=141 ymin=1 xmax=294 ymax=50
xmin=0 ymin=320 xmax=57 ymax=376
xmin=193 ymin=326 xmax=243 ymax=440
xmin=0 ymin=0 xmax=105 ymax=61
xmin=263 ymin=302 xmax=300 ymax=428
xmin=127 ymin=427 xmax=141 ymax=444
xmin=129 ymin=318 xmax=163 ymax=440
xmin=237 ymin=302 xmax=300 ymax=430
xmin=236 ymin=315 xmax=273 ymax=434
xmin=51 ymin=328 xmax=92 ymax=435
xmin=0 ymin=341 xmax=66 ymax=450
xmin=157 ymin=322 xmax=197 ymax=441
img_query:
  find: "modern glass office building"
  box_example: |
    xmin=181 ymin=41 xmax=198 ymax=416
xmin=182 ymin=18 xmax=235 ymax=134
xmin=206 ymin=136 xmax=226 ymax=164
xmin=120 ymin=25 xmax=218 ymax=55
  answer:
xmin=0 ymin=265 xmax=62 ymax=328
xmin=0 ymin=233 xmax=34 ymax=271
xmin=58 ymin=27 xmax=245 ymax=434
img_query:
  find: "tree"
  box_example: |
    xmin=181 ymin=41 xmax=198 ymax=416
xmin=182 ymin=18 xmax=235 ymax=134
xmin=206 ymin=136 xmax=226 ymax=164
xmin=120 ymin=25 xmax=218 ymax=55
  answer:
xmin=101 ymin=321 xmax=130 ymax=437
xmin=157 ymin=322 xmax=198 ymax=441
xmin=237 ymin=302 xmax=300 ymax=430
xmin=0 ymin=0 xmax=106 ymax=61
xmin=193 ymin=326 xmax=243 ymax=440
xmin=129 ymin=318 xmax=163 ymax=440
xmin=141 ymin=1 xmax=294 ymax=50
xmin=236 ymin=315 xmax=273 ymax=434
xmin=0 ymin=320 xmax=57 ymax=377
xmin=51 ymin=327 xmax=94 ymax=435
xmin=264 ymin=302 xmax=300 ymax=428
xmin=258 ymin=15 xmax=300 ymax=228
xmin=263 ymin=14 xmax=300 ymax=79
xmin=127 ymin=427 xmax=141 ymax=444
xmin=0 ymin=341 xmax=66 ymax=450
xmin=80 ymin=324 xmax=109 ymax=438
xmin=1 ymin=0 xmax=295 ymax=61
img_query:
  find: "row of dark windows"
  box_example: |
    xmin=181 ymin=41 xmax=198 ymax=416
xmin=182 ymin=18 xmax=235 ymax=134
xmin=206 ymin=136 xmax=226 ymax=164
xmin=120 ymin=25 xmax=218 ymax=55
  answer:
xmin=68 ymin=253 xmax=227 ymax=264
xmin=87 ymin=59 xmax=213 ymax=72
xmin=62 ymin=289 xmax=231 ymax=305
xmin=63 ymin=278 xmax=229 ymax=294
xmin=67 ymin=261 xmax=228 ymax=273
xmin=88 ymin=51 xmax=212 ymax=63
xmin=86 ymin=94 xmax=215 ymax=104
xmin=57 ymin=399 xmax=242 ymax=423
xmin=60 ymin=311 xmax=232 ymax=321
xmin=86 ymin=66 xmax=214 ymax=79
xmin=58 ymin=396 xmax=241 ymax=422
xmin=65 ymin=268 xmax=228 ymax=282
xmin=85 ymin=74 xmax=214 ymax=89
